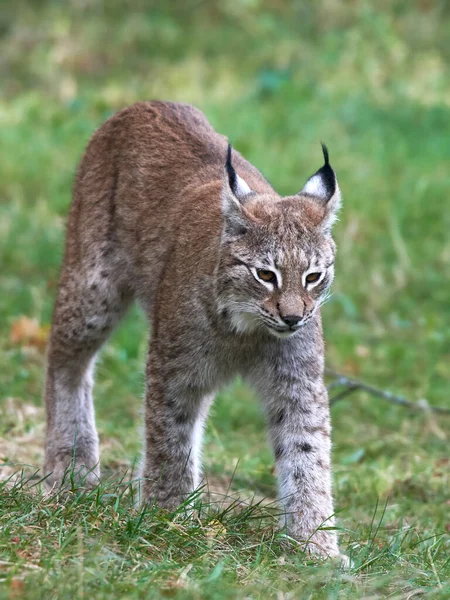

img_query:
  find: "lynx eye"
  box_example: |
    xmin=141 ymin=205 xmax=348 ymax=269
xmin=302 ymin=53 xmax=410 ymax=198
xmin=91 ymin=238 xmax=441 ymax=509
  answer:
xmin=257 ymin=269 xmax=276 ymax=283
xmin=305 ymin=272 xmax=321 ymax=284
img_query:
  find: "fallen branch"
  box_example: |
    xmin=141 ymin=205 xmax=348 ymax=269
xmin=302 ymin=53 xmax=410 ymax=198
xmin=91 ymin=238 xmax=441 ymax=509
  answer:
xmin=325 ymin=369 xmax=450 ymax=415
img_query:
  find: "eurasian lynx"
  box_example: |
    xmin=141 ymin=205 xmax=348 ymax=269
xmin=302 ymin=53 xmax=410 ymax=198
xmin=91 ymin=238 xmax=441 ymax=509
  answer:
xmin=44 ymin=101 xmax=343 ymax=559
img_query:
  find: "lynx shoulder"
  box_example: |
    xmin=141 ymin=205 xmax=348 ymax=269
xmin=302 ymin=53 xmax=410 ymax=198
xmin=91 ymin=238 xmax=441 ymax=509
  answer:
xmin=44 ymin=101 xmax=343 ymax=559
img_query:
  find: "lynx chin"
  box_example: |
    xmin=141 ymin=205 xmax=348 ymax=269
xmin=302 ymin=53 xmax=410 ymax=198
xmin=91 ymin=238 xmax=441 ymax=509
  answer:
xmin=44 ymin=101 xmax=344 ymax=560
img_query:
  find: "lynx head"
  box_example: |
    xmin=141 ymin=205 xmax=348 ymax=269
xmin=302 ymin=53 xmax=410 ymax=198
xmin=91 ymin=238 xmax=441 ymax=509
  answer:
xmin=217 ymin=144 xmax=341 ymax=339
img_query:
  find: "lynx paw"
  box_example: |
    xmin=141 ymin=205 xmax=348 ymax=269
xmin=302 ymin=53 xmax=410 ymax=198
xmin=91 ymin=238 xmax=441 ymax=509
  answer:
xmin=336 ymin=553 xmax=353 ymax=569
xmin=44 ymin=446 xmax=100 ymax=491
xmin=285 ymin=528 xmax=341 ymax=561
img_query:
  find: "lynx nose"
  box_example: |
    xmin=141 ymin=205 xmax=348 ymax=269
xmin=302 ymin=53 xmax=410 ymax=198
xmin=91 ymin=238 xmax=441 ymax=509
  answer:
xmin=281 ymin=315 xmax=302 ymax=328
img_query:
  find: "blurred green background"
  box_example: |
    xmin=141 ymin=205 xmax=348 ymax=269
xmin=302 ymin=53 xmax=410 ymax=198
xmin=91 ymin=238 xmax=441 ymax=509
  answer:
xmin=0 ymin=1 xmax=449 ymax=597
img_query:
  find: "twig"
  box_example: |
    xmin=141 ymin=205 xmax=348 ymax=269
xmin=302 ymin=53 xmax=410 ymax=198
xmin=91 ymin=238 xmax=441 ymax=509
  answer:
xmin=326 ymin=386 xmax=359 ymax=404
xmin=325 ymin=369 xmax=450 ymax=415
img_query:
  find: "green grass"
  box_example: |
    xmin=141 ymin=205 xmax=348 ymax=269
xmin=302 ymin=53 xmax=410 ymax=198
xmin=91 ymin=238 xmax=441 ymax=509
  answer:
xmin=1 ymin=1 xmax=449 ymax=597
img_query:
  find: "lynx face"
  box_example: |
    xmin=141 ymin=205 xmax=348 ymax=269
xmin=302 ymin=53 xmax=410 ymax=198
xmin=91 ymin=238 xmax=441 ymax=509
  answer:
xmin=218 ymin=145 xmax=341 ymax=338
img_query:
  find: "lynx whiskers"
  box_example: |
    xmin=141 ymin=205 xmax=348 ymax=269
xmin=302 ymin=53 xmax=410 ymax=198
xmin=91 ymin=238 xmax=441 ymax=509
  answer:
xmin=43 ymin=101 xmax=345 ymax=560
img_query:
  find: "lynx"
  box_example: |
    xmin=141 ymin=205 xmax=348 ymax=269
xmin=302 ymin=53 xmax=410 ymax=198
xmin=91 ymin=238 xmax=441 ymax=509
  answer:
xmin=44 ymin=101 xmax=343 ymax=559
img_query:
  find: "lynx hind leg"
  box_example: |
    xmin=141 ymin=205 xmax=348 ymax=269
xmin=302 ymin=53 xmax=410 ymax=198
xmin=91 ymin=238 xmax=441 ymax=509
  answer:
xmin=44 ymin=248 xmax=133 ymax=490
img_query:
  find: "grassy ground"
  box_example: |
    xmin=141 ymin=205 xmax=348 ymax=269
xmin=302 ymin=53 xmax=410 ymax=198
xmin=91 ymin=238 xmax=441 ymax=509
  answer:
xmin=1 ymin=1 xmax=449 ymax=597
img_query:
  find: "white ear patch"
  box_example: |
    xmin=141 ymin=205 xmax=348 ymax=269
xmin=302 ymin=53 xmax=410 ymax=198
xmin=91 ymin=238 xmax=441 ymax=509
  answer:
xmin=235 ymin=173 xmax=252 ymax=198
xmin=302 ymin=173 xmax=329 ymax=199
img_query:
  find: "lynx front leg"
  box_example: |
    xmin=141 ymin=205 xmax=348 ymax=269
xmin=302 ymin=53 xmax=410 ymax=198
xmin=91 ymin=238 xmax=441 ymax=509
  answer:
xmin=141 ymin=349 xmax=212 ymax=509
xmin=252 ymin=352 xmax=340 ymax=559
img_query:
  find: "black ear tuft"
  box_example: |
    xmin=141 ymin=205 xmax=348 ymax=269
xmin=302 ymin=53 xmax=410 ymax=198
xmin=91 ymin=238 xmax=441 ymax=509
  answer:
xmin=226 ymin=143 xmax=238 ymax=196
xmin=321 ymin=142 xmax=329 ymax=166
xmin=318 ymin=142 xmax=335 ymax=200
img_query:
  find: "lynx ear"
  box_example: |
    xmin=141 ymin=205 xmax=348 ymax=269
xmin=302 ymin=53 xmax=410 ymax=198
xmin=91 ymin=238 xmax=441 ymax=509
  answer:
xmin=300 ymin=144 xmax=341 ymax=228
xmin=225 ymin=143 xmax=252 ymax=200
xmin=222 ymin=144 xmax=253 ymax=236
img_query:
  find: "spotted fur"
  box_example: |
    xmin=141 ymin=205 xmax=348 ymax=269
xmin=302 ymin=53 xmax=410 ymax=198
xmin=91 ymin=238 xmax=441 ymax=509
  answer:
xmin=44 ymin=101 xmax=343 ymax=559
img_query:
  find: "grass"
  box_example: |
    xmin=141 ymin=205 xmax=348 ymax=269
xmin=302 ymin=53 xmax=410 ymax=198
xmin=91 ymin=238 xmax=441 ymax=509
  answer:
xmin=1 ymin=0 xmax=449 ymax=597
